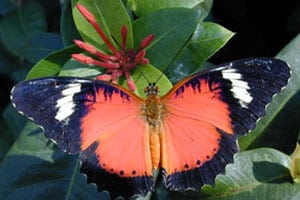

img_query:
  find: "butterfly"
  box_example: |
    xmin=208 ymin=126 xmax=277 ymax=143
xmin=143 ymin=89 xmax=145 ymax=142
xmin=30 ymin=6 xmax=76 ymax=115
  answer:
xmin=11 ymin=58 xmax=290 ymax=199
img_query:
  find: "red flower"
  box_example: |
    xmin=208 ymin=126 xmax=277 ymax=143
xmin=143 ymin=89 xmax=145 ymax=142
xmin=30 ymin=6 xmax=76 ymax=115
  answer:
xmin=72 ymin=3 xmax=154 ymax=91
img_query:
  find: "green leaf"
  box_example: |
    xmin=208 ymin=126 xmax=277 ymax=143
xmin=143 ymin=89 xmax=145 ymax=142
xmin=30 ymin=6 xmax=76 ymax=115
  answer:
xmin=20 ymin=31 xmax=63 ymax=64
xmin=0 ymin=51 xmax=18 ymax=75
xmin=26 ymin=45 xmax=80 ymax=79
xmin=198 ymin=0 xmax=213 ymax=20
xmin=165 ymin=22 xmax=234 ymax=83
xmin=276 ymin=34 xmax=300 ymax=92
xmin=3 ymin=104 xmax=28 ymax=141
xmin=119 ymin=64 xmax=173 ymax=98
xmin=10 ymin=61 xmax=32 ymax=83
xmin=0 ymin=0 xmax=47 ymax=58
xmin=0 ymin=122 xmax=100 ymax=200
xmin=0 ymin=0 xmax=15 ymax=15
xmin=10 ymin=62 xmax=32 ymax=82
xmin=0 ymin=120 xmax=14 ymax=161
xmin=133 ymin=7 xmax=201 ymax=72
xmin=60 ymin=0 xmax=82 ymax=46
xmin=172 ymin=148 xmax=298 ymax=200
xmin=72 ymin=0 xmax=133 ymax=50
xmin=239 ymin=34 xmax=300 ymax=150
xmin=245 ymin=92 xmax=300 ymax=154
xmin=59 ymin=58 xmax=104 ymax=78
xmin=291 ymin=144 xmax=300 ymax=183
xmin=128 ymin=0 xmax=211 ymax=18
xmin=2 ymin=104 xmax=27 ymax=138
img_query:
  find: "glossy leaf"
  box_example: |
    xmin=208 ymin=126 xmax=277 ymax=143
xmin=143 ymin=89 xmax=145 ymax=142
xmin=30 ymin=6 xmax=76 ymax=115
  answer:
xmin=128 ymin=0 xmax=211 ymax=17
xmin=26 ymin=45 xmax=80 ymax=79
xmin=198 ymin=0 xmax=213 ymax=20
xmin=119 ymin=64 xmax=173 ymax=98
xmin=0 ymin=122 xmax=100 ymax=200
xmin=0 ymin=0 xmax=15 ymax=15
xmin=165 ymin=22 xmax=234 ymax=83
xmin=10 ymin=62 xmax=32 ymax=82
xmin=72 ymin=0 xmax=133 ymax=50
xmin=170 ymin=148 xmax=298 ymax=200
xmin=2 ymin=104 xmax=27 ymax=138
xmin=59 ymin=58 xmax=104 ymax=78
xmin=245 ymin=92 xmax=300 ymax=154
xmin=0 ymin=51 xmax=18 ymax=75
xmin=291 ymin=143 xmax=300 ymax=183
xmin=0 ymin=0 xmax=46 ymax=58
xmin=60 ymin=0 xmax=81 ymax=46
xmin=0 ymin=121 xmax=14 ymax=161
xmin=239 ymin=34 xmax=300 ymax=150
xmin=133 ymin=7 xmax=201 ymax=72
xmin=20 ymin=31 xmax=63 ymax=64
xmin=0 ymin=3 xmax=63 ymax=69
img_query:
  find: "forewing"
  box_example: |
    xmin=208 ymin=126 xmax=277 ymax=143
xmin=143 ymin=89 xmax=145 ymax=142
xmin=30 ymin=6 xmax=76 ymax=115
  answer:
xmin=160 ymin=58 xmax=290 ymax=191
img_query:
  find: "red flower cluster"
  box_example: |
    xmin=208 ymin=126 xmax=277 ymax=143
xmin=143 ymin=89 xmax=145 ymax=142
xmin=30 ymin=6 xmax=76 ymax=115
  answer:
xmin=72 ymin=3 xmax=154 ymax=91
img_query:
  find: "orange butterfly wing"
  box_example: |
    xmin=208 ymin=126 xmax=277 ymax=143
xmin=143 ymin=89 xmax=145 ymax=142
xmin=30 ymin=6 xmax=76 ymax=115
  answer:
xmin=159 ymin=58 xmax=290 ymax=190
xmin=160 ymin=75 xmax=237 ymax=190
xmin=79 ymin=85 xmax=153 ymax=176
xmin=76 ymin=82 xmax=155 ymax=197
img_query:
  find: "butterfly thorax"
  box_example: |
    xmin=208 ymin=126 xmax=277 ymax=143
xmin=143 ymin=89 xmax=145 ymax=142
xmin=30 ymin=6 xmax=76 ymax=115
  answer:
xmin=142 ymin=83 xmax=165 ymax=128
xmin=144 ymin=94 xmax=164 ymax=127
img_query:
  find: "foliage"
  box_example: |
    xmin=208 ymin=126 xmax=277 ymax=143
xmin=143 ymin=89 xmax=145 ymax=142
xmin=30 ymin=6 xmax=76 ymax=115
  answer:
xmin=0 ymin=0 xmax=299 ymax=199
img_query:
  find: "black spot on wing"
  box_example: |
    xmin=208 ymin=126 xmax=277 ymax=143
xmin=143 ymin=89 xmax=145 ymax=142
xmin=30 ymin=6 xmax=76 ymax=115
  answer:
xmin=163 ymin=129 xmax=238 ymax=191
xmin=79 ymin=142 xmax=154 ymax=199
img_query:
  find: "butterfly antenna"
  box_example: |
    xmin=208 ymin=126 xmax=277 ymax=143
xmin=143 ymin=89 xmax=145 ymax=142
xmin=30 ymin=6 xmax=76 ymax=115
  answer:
xmin=154 ymin=72 xmax=164 ymax=85
xmin=136 ymin=67 xmax=151 ymax=84
xmin=136 ymin=65 xmax=165 ymax=85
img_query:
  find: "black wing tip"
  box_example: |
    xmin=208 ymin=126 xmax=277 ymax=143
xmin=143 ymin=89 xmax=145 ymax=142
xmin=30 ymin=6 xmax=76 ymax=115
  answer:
xmin=223 ymin=57 xmax=291 ymax=136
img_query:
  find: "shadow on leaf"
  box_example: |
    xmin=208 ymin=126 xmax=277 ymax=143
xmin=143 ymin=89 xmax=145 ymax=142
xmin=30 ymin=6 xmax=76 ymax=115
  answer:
xmin=253 ymin=161 xmax=293 ymax=184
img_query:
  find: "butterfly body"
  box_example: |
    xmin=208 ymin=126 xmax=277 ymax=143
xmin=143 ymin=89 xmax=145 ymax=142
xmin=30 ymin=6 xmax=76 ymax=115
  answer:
xmin=11 ymin=58 xmax=290 ymax=198
xmin=142 ymin=91 xmax=164 ymax=171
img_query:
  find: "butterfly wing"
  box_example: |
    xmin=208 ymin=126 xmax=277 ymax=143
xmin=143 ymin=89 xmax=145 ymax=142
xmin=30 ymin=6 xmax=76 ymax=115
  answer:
xmin=160 ymin=58 xmax=290 ymax=191
xmin=11 ymin=77 xmax=154 ymax=198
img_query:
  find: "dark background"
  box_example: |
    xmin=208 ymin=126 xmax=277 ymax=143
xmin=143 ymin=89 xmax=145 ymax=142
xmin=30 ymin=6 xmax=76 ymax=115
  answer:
xmin=210 ymin=0 xmax=299 ymax=62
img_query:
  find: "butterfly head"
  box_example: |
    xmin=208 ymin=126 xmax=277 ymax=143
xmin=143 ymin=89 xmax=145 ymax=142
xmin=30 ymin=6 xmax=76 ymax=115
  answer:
xmin=144 ymin=82 xmax=159 ymax=96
